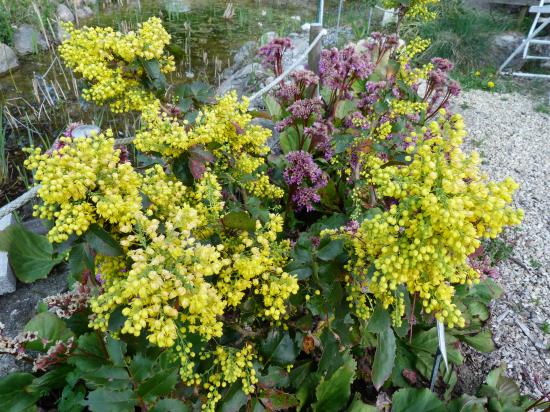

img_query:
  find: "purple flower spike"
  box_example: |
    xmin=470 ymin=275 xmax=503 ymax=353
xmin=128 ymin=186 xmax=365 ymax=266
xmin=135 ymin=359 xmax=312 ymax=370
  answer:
xmin=284 ymin=151 xmax=328 ymax=212
xmin=258 ymin=37 xmax=293 ymax=76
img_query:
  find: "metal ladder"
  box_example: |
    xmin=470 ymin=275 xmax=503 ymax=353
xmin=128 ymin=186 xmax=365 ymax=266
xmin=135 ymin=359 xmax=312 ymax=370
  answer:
xmin=499 ymin=0 xmax=550 ymax=80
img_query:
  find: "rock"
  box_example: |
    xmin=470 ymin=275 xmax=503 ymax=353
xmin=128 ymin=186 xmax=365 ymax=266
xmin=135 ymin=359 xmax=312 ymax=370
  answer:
xmin=493 ymin=32 xmax=524 ymax=70
xmin=233 ymin=40 xmax=257 ymax=68
xmin=217 ymin=62 xmax=267 ymax=98
xmin=0 ymin=268 xmax=66 ymax=376
xmin=56 ymin=22 xmax=71 ymax=43
xmin=251 ymin=118 xmax=280 ymax=155
xmin=13 ymin=25 xmax=48 ymax=55
xmin=0 ymin=43 xmax=18 ymax=75
xmin=84 ymin=0 xmax=97 ymax=5
xmin=57 ymin=3 xmax=75 ymax=22
xmin=71 ymin=124 xmax=101 ymax=138
xmin=75 ymin=6 xmax=94 ymax=19
xmin=0 ymin=214 xmax=16 ymax=296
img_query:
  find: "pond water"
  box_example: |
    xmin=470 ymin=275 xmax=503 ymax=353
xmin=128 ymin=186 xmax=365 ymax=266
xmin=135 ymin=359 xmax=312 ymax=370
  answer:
xmin=0 ymin=0 xmax=321 ymax=204
xmin=0 ymin=0 xmax=317 ymax=101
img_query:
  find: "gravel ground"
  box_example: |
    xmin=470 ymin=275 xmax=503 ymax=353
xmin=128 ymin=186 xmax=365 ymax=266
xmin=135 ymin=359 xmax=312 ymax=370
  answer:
xmin=455 ymin=89 xmax=550 ymax=397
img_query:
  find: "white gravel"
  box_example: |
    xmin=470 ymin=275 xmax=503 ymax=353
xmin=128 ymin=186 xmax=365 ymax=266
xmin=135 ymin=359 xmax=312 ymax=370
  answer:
xmin=455 ymin=89 xmax=550 ymax=397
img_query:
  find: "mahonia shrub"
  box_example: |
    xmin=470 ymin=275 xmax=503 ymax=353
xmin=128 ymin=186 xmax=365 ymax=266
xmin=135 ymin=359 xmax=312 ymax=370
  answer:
xmin=0 ymin=4 xmax=528 ymax=411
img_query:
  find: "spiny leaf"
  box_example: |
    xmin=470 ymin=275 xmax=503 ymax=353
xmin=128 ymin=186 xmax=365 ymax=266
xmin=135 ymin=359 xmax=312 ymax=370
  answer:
xmin=312 ymin=356 xmax=356 ymax=412
xmin=83 ymin=388 xmax=137 ymax=412
xmin=371 ymin=327 xmax=396 ymax=390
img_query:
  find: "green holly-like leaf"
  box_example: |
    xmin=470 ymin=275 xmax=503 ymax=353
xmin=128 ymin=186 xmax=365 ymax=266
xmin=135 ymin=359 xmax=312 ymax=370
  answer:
xmin=83 ymin=388 xmax=137 ymax=412
xmin=260 ymin=330 xmax=300 ymax=366
xmin=391 ymin=388 xmax=446 ymax=412
xmin=150 ymin=399 xmax=191 ymax=412
xmin=259 ymin=366 xmax=290 ymax=388
xmin=137 ymin=368 xmax=179 ymax=402
xmin=367 ymin=304 xmax=391 ymax=333
xmin=312 ymin=356 xmax=356 ymax=412
xmin=372 ymin=327 xmax=396 ymax=390
xmin=462 ymin=330 xmax=495 ymax=353
xmin=222 ymin=211 xmax=256 ymax=231
xmin=59 ymin=384 xmax=86 ymax=412
xmin=105 ymin=335 xmax=127 ymax=366
xmin=219 ymin=383 xmax=248 ymax=412
xmin=82 ymin=366 xmax=131 ymax=390
xmin=0 ymin=224 xmax=61 ymax=283
xmin=85 ymin=225 xmax=123 ymax=256
xmin=68 ymin=333 xmax=107 ymax=372
xmin=316 ymin=238 xmax=344 ymax=261
xmin=478 ymin=365 xmax=520 ymax=406
xmin=260 ymin=388 xmax=300 ymax=410
xmin=24 ymin=312 xmax=74 ymax=351
xmin=0 ymin=373 xmax=41 ymax=412
xmin=347 ymin=394 xmax=380 ymax=412
xmin=129 ymin=353 xmax=155 ymax=382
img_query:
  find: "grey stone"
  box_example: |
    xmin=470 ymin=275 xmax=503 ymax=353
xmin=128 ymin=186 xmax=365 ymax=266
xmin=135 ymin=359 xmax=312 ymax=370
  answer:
xmin=13 ymin=25 xmax=48 ymax=55
xmin=76 ymin=6 xmax=94 ymax=20
xmin=493 ymin=32 xmax=524 ymax=70
xmin=233 ymin=40 xmax=257 ymax=68
xmin=251 ymin=118 xmax=280 ymax=155
xmin=217 ymin=62 xmax=267 ymax=97
xmin=0 ymin=43 xmax=18 ymax=75
xmin=0 ymin=214 xmax=16 ymax=296
xmin=57 ymin=3 xmax=75 ymax=22
xmin=0 ymin=268 xmax=66 ymax=376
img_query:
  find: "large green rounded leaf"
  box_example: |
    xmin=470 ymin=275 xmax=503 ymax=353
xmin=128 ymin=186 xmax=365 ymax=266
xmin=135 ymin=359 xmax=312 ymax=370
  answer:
xmin=391 ymin=388 xmax=446 ymax=412
xmin=24 ymin=312 xmax=74 ymax=351
xmin=0 ymin=224 xmax=59 ymax=283
xmin=0 ymin=373 xmax=41 ymax=412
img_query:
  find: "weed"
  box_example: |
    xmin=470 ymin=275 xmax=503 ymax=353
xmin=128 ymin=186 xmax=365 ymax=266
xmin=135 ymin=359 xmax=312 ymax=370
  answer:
xmin=484 ymin=237 xmax=514 ymax=266
xmin=534 ymin=103 xmax=550 ymax=115
xmin=529 ymin=258 xmax=542 ymax=270
xmin=0 ymin=108 xmax=8 ymax=185
xmin=402 ymin=0 xmax=515 ymax=72
xmin=540 ymin=322 xmax=550 ymax=335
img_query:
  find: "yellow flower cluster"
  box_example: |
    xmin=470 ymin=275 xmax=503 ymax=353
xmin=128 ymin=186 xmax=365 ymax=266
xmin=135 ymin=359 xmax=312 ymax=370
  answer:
xmin=202 ymin=344 xmax=258 ymax=411
xmin=59 ymin=17 xmax=175 ymax=112
xmin=90 ymin=214 xmax=227 ymax=346
xmin=217 ymin=214 xmax=298 ymax=320
xmin=346 ymin=113 xmax=523 ymax=327
xmin=383 ymin=0 xmax=440 ymax=20
xmin=24 ymin=131 xmax=141 ymax=243
xmin=397 ymin=37 xmax=433 ymax=85
xmin=141 ymin=164 xmax=224 ymax=234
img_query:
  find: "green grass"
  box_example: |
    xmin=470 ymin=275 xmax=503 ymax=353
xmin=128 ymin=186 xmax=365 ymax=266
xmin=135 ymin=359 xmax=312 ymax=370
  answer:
xmin=0 ymin=0 xmax=56 ymax=45
xmin=402 ymin=0 xmax=516 ymax=72
xmin=0 ymin=108 xmax=8 ymax=185
xmin=534 ymin=103 xmax=550 ymax=115
xmin=484 ymin=237 xmax=514 ymax=266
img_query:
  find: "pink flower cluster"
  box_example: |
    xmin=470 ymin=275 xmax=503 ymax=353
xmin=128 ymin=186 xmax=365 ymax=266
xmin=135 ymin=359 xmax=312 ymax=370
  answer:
xmin=258 ymin=37 xmax=292 ymax=76
xmin=284 ymin=151 xmax=327 ymax=212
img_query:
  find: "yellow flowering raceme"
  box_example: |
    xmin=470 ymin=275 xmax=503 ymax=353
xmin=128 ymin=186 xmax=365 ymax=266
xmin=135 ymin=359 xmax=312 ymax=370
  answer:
xmin=59 ymin=17 xmax=175 ymax=113
xmin=24 ymin=131 xmax=142 ymax=243
xmin=345 ymin=113 xmax=523 ymax=327
xmin=383 ymin=0 xmax=440 ymax=20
